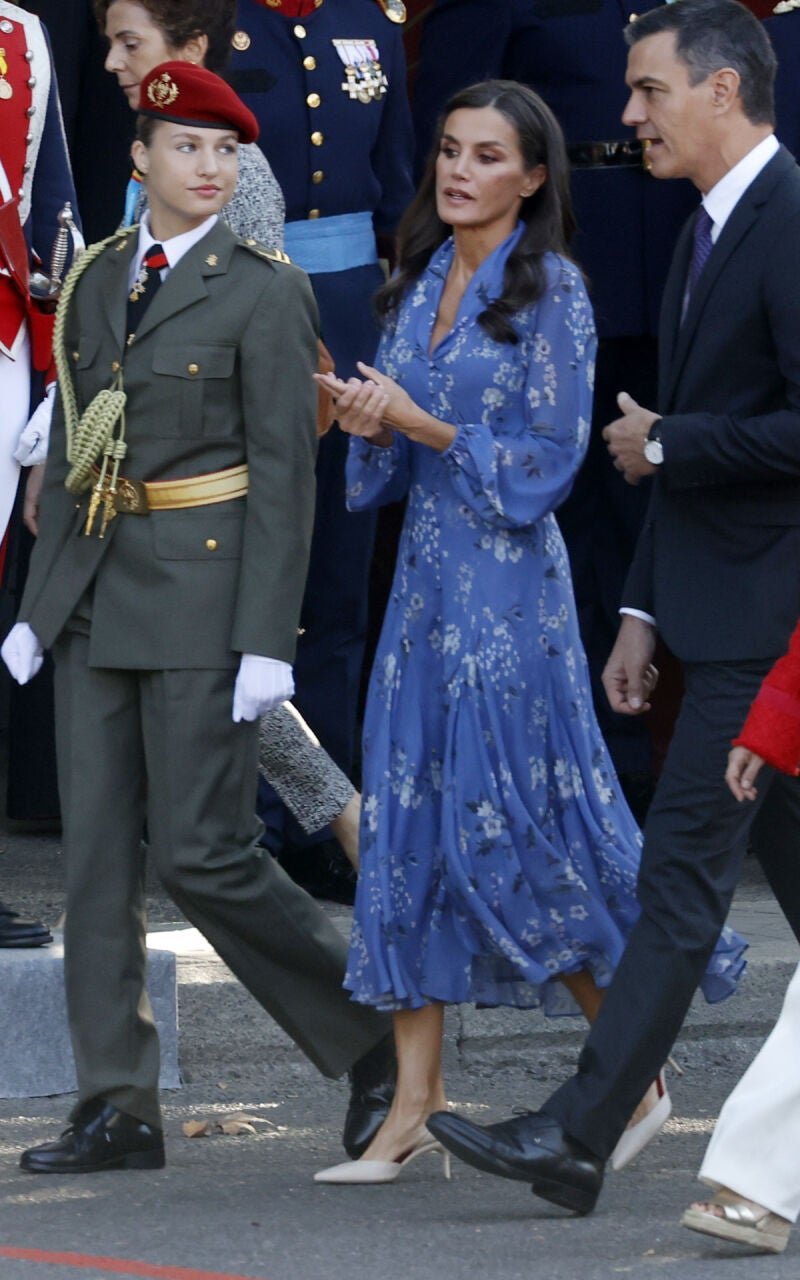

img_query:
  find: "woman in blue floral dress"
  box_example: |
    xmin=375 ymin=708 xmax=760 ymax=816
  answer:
xmin=313 ymin=81 xmax=745 ymax=1184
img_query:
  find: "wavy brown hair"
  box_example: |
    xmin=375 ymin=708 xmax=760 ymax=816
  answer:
xmin=94 ymin=0 xmax=236 ymax=75
xmin=375 ymin=80 xmax=577 ymax=346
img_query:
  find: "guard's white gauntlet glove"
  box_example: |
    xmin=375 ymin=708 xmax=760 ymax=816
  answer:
xmin=232 ymin=654 xmax=294 ymax=722
xmin=14 ymin=382 xmax=55 ymax=467
xmin=1 ymin=622 xmax=44 ymax=685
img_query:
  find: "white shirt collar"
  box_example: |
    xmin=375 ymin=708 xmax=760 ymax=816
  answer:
xmin=702 ymin=134 xmax=779 ymax=241
xmin=129 ymin=211 xmax=218 ymax=286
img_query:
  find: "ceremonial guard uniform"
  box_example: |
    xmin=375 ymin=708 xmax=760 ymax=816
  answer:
xmin=229 ymin=0 xmax=415 ymax=804
xmin=412 ymin=0 xmax=698 ymax=812
xmin=7 ymin=64 xmax=392 ymax=1164
xmin=0 ymin=2 xmax=77 ymax=837
xmin=0 ymin=1 xmax=77 ymax=570
xmin=765 ymin=2 xmax=800 ymax=157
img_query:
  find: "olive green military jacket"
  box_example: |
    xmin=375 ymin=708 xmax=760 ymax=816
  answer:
xmin=20 ymin=219 xmax=319 ymax=669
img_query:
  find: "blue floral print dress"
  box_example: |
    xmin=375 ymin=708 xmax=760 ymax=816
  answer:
xmin=344 ymin=224 xmax=746 ymax=1015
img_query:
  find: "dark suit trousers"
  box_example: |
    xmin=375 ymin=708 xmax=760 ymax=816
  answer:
xmin=53 ymin=632 xmax=389 ymax=1129
xmin=543 ymin=658 xmax=800 ymax=1159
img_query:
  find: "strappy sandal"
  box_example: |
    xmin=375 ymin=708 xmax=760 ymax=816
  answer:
xmin=681 ymin=1188 xmax=792 ymax=1254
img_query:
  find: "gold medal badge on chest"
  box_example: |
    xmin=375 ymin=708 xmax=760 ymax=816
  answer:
xmin=0 ymin=49 xmax=13 ymax=100
xmin=332 ymin=38 xmax=388 ymax=102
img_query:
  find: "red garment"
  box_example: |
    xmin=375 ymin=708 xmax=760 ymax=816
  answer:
xmin=250 ymin=0 xmax=325 ymax=17
xmin=734 ymin=618 xmax=800 ymax=773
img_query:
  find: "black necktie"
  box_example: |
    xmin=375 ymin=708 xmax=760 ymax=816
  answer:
xmin=126 ymin=243 xmax=168 ymax=338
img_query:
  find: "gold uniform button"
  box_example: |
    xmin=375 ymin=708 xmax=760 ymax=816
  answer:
xmin=308 ymin=209 xmax=321 ymax=219
xmin=303 ymin=55 xmax=317 ymax=70
xmin=231 ymin=30 xmax=251 ymax=51
xmin=311 ymin=130 xmax=324 ymax=146
xmin=312 ymin=169 xmax=324 ymax=184
xmin=111 ymin=360 xmax=120 ymax=373
xmin=205 ymin=539 xmax=218 ymax=552
xmin=188 ymin=363 xmax=200 ymax=375
xmin=294 ymin=23 xmax=306 ymax=37
xmin=306 ymin=92 xmax=321 ymax=108
xmin=71 ymin=350 xmax=79 ymax=362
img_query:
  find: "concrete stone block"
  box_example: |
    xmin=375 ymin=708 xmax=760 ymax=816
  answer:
xmin=0 ymin=933 xmax=179 ymax=1099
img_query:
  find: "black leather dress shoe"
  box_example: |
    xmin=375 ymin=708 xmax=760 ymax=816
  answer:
xmin=342 ymin=1034 xmax=397 ymax=1159
xmin=426 ymin=1109 xmax=604 ymax=1215
xmin=0 ymin=899 xmax=52 ymax=948
xmin=20 ymin=1100 xmax=165 ymax=1174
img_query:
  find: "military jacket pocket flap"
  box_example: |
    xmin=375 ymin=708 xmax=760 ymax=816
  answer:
xmin=152 ymin=344 xmax=237 ymax=380
xmin=152 ymin=504 xmax=245 ymax=560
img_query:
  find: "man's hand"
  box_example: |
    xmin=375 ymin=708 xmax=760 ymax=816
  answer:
xmin=1 ymin=622 xmax=44 ymax=685
xmin=602 ymin=614 xmax=658 ymax=715
xmin=725 ymin=746 xmax=766 ymax=802
xmin=232 ymin=654 xmax=294 ymax=722
xmin=602 ymin=391 xmax=661 ymax=485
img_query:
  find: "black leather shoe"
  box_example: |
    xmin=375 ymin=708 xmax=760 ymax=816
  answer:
xmin=0 ymin=899 xmax=52 ymax=948
xmin=342 ymin=1034 xmax=397 ymax=1158
xmin=426 ymin=1109 xmax=604 ymax=1215
xmin=20 ymin=1100 xmax=165 ymax=1174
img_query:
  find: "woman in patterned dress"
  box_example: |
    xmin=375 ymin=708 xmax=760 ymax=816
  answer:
xmin=314 ymin=79 xmax=745 ymax=1182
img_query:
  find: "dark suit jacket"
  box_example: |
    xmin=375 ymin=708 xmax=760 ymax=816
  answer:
xmin=623 ymin=146 xmax=800 ymax=663
xmin=20 ymin=219 xmax=319 ymax=669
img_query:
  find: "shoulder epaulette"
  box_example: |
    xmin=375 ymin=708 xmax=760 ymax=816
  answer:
xmin=240 ymin=237 xmax=292 ymax=264
xmin=373 ymin=0 xmax=406 ymax=22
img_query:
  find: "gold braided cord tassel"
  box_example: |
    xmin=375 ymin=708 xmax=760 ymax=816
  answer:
xmin=53 ymin=230 xmax=135 ymax=494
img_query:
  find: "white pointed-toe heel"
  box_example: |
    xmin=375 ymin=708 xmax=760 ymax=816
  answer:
xmin=610 ymin=1069 xmax=671 ymax=1171
xmin=314 ymin=1133 xmax=452 ymax=1185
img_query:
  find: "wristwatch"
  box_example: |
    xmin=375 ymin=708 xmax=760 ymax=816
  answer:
xmin=643 ymin=426 xmax=664 ymax=466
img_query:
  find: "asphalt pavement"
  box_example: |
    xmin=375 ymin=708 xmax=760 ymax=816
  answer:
xmin=0 ymin=827 xmax=798 ymax=1280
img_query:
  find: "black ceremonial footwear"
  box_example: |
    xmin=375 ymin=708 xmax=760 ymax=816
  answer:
xmin=20 ymin=1100 xmax=165 ymax=1174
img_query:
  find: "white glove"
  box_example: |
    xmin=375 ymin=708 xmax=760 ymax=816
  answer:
xmin=1 ymin=622 xmax=44 ymax=685
xmin=232 ymin=654 xmax=294 ymax=722
xmin=14 ymin=382 xmax=55 ymax=467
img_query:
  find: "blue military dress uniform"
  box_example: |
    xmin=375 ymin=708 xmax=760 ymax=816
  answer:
xmin=412 ymin=0 xmax=698 ymax=810
xmin=229 ymin=0 xmax=415 ymax=843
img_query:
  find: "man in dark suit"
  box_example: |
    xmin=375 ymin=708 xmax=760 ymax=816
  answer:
xmin=412 ymin=0 xmax=698 ymax=820
xmin=428 ymin=0 xmax=800 ymax=1214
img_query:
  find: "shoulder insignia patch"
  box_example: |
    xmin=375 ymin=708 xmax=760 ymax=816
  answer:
xmin=240 ymin=238 xmax=292 ymax=264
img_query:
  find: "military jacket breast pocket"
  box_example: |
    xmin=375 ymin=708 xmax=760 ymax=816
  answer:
xmin=151 ymin=343 xmax=239 ymax=438
xmin=72 ymin=336 xmax=107 ymax=404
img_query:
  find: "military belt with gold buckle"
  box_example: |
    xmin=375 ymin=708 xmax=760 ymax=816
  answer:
xmin=90 ymin=463 xmax=249 ymax=515
xmin=567 ymin=140 xmax=647 ymax=171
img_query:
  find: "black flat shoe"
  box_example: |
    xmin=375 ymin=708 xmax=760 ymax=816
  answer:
xmin=20 ymin=1100 xmax=165 ymax=1174
xmin=342 ymin=1033 xmax=396 ymax=1159
xmin=426 ymin=1109 xmax=604 ymax=1215
xmin=0 ymin=899 xmax=52 ymax=948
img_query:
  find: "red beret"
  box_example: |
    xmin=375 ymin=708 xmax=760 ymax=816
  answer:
xmin=138 ymin=62 xmax=259 ymax=145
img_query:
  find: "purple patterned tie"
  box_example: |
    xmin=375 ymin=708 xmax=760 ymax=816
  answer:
xmin=688 ymin=206 xmax=714 ymax=295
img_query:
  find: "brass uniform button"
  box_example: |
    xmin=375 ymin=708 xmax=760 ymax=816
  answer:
xmin=303 ymin=55 xmax=317 ymax=70
xmin=294 ymin=23 xmax=307 ymax=37
xmin=306 ymin=92 xmax=321 ymax=108
xmin=188 ymin=363 xmax=199 ymax=375
xmin=206 ymin=538 xmax=218 ymax=552
xmin=72 ymin=350 xmax=79 ymax=362
xmin=312 ymin=170 xmax=324 ymax=184
xmin=111 ymin=360 xmax=120 ymax=373
xmin=311 ymin=131 xmax=324 ymax=146
xmin=308 ymin=209 xmax=321 ymax=219
xmin=231 ymin=30 xmax=251 ymax=51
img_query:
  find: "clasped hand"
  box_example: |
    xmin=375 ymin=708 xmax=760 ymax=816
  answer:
xmin=313 ymin=360 xmax=416 ymax=444
xmin=602 ymin=391 xmax=661 ymax=485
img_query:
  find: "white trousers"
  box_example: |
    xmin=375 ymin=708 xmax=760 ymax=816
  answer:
xmin=0 ymin=327 xmax=29 ymax=539
xmin=699 ymin=960 xmax=800 ymax=1221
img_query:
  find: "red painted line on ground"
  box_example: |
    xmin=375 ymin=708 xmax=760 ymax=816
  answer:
xmin=0 ymin=1248 xmax=270 ymax=1280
